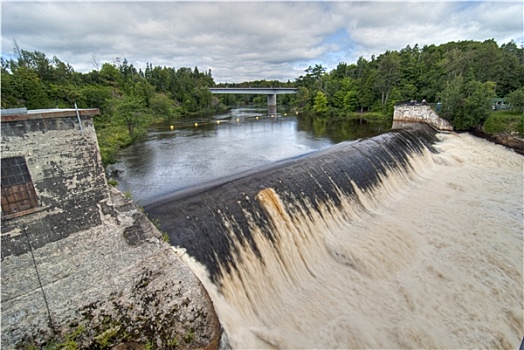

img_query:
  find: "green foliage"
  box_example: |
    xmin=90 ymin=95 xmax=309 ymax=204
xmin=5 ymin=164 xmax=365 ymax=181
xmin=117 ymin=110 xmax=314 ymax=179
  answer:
xmin=183 ymin=330 xmax=195 ymax=344
xmin=375 ymin=51 xmax=401 ymax=108
xmin=439 ymin=75 xmax=464 ymax=121
xmin=313 ymin=91 xmax=329 ymax=113
xmin=358 ymin=111 xmax=389 ymax=120
xmin=41 ymin=325 xmax=84 ymax=350
xmin=150 ymin=92 xmax=180 ymax=119
xmin=95 ymin=327 xmax=119 ymax=348
xmin=506 ymin=87 xmax=524 ymax=113
xmin=108 ymin=95 xmax=150 ymax=139
xmin=439 ymin=77 xmax=496 ymax=130
xmin=483 ymin=111 xmax=524 ymax=136
xmin=78 ymin=84 xmax=113 ymax=113
xmin=460 ymin=80 xmax=496 ymax=130
xmin=291 ymin=39 xmax=522 ymax=129
xmin=95 ymin=123 xmax=133 ymax=166
xmin=167 ymin=337 xmax=179 ymax=347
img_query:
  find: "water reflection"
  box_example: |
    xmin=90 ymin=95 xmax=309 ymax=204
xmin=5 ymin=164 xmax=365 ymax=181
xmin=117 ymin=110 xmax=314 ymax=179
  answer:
xmin=297 ymin=114 xmax=392 ymax=143
xmin=112 ymin=107 xmax=391 ymax=202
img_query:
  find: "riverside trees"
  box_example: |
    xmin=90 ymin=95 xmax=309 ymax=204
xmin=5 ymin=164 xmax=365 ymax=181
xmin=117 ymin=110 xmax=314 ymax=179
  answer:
xmin=292 ymin=39 xmax=523 ymax=131
xmin=1 ymin=48 xmax=219 ymax=164
xmin=2 ymin=39 xmax=522 ymax=161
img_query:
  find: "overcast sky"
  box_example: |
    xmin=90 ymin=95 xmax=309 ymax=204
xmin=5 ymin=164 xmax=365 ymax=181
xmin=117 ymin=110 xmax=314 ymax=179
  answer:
xmin=1 ymin=1 xmax=522 ymax=83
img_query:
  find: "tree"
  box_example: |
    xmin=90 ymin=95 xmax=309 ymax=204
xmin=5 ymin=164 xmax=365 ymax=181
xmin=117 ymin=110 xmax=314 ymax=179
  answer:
xmin=357 ymin=66 xmax=377 ymax=112
xmin=459 ymin=80 xmax=495 ymax=130
xmin=109 ymin=95 xmax=149 ymax=138
xmin=99 ymin=63 xmax=121 ymax=86
xmin=48 ymin=82 xmax=82 ymax=108
xmin=327 ymin=77 xmax=358 ymax=111
xmin=375 ymin=51 xmax=401 ymax=109
xmin=79 ymin=85 xmax=113 ymax=112
xmin=439 ymin=76 xmax=495 ymax=130
xmin=506 ymin=87 xmax=524 ymax=113
xmin=10 ymin=67 xmax=52 ymax=109
xmin=438 ymin=75 xmax=464 ymax=122
xmin=343 ymin=90 xmax=358 ymax=111
xmin=313 ymin=91 xmax=328 ymax=113
xmin=150 ymin=92 xmax=181 ymax=119
xmin=294 ymin=87 xmax=310 ymax=109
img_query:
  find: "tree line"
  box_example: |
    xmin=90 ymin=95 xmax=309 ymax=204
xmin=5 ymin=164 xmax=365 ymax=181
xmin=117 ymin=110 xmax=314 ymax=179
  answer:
xmin=1 ymin=45 xmax=222 ymax=164
xmin=293 ymin=39 xmax=524 ymax=130
xmin=2 ymin=39 xmax=523 ymax=164
xmin=1 ymin=46 xmax=219 ymax=115
xmin=184 ymin=39 xmax=524 ymax=132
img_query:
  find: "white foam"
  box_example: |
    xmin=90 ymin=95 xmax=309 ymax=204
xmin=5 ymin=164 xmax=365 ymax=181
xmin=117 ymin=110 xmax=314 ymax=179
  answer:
xmin=183 ymin=132 xmax=523 ymax=349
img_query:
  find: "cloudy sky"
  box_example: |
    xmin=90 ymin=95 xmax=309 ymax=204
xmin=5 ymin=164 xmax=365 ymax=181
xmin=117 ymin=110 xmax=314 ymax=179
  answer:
xmin=1 ymin=1 xmax=522 ymax=83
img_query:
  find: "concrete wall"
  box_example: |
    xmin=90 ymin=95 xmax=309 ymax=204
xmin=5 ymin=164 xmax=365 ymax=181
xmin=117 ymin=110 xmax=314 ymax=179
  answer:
xmin=393 ymin=104 xmax=453 ymax=131
xmin=1 ymin=110 xmax=108 ymax=257
xmin=1 ymin=110 xmax=220 ymax=349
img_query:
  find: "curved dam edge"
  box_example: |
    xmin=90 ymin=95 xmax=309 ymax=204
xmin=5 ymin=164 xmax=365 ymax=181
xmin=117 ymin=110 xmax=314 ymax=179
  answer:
xmin=144 ymin=124 xmax=439 ymax=285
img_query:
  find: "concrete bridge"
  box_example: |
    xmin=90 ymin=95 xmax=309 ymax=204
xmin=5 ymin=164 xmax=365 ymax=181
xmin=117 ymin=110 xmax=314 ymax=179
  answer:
xmin=209 ymin=87 xmax=297 ymax=113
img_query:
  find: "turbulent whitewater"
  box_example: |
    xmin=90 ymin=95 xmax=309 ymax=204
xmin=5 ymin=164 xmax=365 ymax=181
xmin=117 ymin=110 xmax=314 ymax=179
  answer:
xmin=145 ymin=125 xmax=523 ymax=349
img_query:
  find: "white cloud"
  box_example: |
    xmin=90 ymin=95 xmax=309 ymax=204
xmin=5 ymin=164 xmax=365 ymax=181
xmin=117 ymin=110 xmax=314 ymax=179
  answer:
xmin=1 ymin=1 xmax=522 ymax=82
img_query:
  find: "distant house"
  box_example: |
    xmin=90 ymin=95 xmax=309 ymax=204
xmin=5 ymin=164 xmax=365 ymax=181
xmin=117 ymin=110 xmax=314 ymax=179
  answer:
xmin=491 ymin=98 xmax=511 ymax=110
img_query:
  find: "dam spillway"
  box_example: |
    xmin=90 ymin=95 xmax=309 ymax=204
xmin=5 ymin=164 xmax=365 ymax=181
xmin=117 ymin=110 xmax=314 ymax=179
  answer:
xmin=143 ymin=124 xmax=523 ymax=348
xmin=144 ymin=124 xmax=437 ymax=284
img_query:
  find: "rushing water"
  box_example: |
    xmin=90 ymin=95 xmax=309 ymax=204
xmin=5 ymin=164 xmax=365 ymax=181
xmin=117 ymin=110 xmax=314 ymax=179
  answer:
xmin=112 ymin=107 xmax=390 ymax=203
xmin=172 ymin=131 xmax=523 ymax=349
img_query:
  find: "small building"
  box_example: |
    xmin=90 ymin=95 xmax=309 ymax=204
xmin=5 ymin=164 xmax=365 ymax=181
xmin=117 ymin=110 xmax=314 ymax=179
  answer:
xmin=491 ymin=98 xmax=511 ymax=110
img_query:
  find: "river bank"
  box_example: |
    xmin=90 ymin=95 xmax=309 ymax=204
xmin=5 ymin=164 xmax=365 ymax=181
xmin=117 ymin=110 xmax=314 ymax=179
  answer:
xmin=472 ymin=130 xmax=524 ymax=155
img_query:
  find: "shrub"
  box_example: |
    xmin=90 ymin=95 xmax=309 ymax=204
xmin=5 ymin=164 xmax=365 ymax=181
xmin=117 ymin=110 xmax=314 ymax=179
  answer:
xmin=482 ymin=110 xmax=523 ymax=136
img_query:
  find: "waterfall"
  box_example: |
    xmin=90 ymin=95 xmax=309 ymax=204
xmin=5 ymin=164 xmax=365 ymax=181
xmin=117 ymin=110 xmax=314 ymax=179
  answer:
xmin=144 ymin=124 xmax=523 ymax=349
xmin=145 ymin=124 xmax=437 ymax=282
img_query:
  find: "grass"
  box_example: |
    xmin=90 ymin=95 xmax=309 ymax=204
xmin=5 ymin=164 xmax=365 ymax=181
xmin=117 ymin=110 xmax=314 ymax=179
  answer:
xmin=95 ymin=123 xmax=133 ymax=166
xmin=482 ymin=110 xmax=523 ymax=136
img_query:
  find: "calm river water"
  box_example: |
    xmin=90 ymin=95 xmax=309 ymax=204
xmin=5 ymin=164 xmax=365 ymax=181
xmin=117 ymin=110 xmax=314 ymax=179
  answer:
xmin=111 ymin=107 xmax=391 ymax=203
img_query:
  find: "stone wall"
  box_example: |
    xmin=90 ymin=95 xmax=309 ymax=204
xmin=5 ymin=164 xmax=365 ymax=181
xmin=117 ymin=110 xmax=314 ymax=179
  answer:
xmin=393 ymin=104 xmax=453 ymax=131
xmin=1 ymin=110 xmax=221 ymax=349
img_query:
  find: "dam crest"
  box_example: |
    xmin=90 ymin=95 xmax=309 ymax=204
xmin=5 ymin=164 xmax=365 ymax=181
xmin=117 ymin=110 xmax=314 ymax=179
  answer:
xmin=145 ymin=124 xmax=438 ymax=284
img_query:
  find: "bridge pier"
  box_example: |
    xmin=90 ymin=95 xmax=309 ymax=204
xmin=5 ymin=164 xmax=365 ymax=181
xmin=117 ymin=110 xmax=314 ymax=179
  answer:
xmin=267 ymin=94 xmax=277 ymax=115
xmin=209 ymin=88 xmax=297 ymax=115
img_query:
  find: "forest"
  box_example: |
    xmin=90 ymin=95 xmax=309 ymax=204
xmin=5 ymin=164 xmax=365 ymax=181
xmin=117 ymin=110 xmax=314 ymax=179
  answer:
xmin=2 ymin=39 xmax=523 ymax=164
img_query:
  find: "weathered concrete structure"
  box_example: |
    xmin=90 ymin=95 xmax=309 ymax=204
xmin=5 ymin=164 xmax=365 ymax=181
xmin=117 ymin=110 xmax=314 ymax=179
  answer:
xmin=393 ymin=104 xmax=453 ymax=131
xmin=1 ymin=109 xmax=220 ymax=349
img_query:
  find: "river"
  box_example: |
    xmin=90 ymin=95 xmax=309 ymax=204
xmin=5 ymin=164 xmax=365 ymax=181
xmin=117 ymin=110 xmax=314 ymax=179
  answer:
xmin=111 ymin=107 xmax=390 ymax=203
